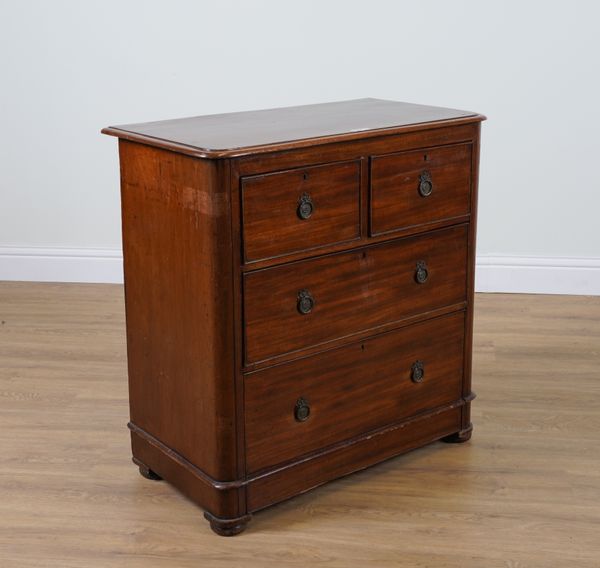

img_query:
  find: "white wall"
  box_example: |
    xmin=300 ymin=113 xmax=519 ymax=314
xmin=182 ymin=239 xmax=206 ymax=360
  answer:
xmin=1 ymin=0 xmax=599 ymax=293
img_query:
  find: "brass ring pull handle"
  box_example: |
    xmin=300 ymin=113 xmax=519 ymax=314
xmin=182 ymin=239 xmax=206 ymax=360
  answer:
xmin=294 ymin=397 xmax=311 ymax=422
xmin=415 ymin=261 xmax=429 ymax=284
xmin=297 ymin=289 xmax=315 ymax=315
xmin=418 ymin=170 xmax=433 ymax=197
xmin=297 ymin=192 xmax=314 ymax=220
xmin=411 ymin=360 xmax=425 ymax=383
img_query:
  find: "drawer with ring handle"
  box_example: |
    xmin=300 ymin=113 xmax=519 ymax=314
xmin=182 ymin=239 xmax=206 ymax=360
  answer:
xmin=244 ymin=311 xmax=465 ymax=472
xmin=241 ymin=160 xmax=360 ymax=262
xmin=243 ymin=224 xmax=468 ymax=364
xmin=371 ymin=143 xmax=472 ymax=236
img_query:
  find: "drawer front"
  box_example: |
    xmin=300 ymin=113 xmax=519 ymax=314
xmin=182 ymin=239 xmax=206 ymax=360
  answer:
xmin=370 ymin=143 xmax=471 ymax=236
xmin=244 ymin=224 xmax=467 ymax=364
xmin=242 ymin=161 xmax=360 ymax=262
xmin=245 ymin=312 xmax=465 ymax=473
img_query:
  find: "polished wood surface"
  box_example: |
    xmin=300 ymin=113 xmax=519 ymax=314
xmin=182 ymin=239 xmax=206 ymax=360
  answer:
xmin=370 ymin=142 xmax=472 ymax=236
xmin=2 ymin=284 xmax=599 ymax=566
xmin=104 ymin=104 xmax=484 ymax=534
xmin=233 ymin=123 xmax=479 ymax=274
xmin=118 ymin=141 xmax=238 ymax=484
xmin=101 ymin=98 xmax=483 ymax=158
xmin=245 ymin=312 xmax=465 ymax=473
xmin=243 ymin=225 xmax=468 ymax=364
xmin=247 ymin=406 xmax=463 ymax=512
xmin=242 ymin=160 xmax=360 ymax=262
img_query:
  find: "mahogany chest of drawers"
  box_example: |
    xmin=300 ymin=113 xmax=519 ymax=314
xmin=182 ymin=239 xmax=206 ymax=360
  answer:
xmin=102 ymin=99 xmax=485 ymax=536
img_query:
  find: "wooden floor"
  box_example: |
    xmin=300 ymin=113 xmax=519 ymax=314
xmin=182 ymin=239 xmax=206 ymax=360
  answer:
xmin=1 ymin=283 xmax=599 ymax=567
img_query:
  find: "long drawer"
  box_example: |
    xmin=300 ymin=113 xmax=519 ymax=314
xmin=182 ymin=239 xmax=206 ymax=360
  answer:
xmin=245 ymin=311 xmax=465 ymax=473
xmin=243 ymin=224 xmax=468 ymax=364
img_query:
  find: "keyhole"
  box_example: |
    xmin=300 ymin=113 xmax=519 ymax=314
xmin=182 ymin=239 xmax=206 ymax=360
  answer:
xmin=424 ymin=154 xmax=429 ymax=161
xmin=303 ymin=172 xmax=309 ymax=180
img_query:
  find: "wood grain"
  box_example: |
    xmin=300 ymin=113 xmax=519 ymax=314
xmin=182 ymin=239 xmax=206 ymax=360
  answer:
xmin=118 ymin=141 xmax=237 ymax=483
xmin=247 ymin=405 xmax=463 ymax=512
xmin=231 ymin=123 xmax=478 ymax=274
xmin=243 ymin=225 xmax=468 ymax=364
xmin=101 ymin=98 xmax=483 ymax=158
xmin=2 ymin=284 xmax=599 ymax=566
xmin=106 ymin=115 xmax=481 ymax=533
xmin=242 ymin=160 xmax=360 ymax=262
xmin=244 ymin=312 xmax=465 ymax=473
xmin=370 ymin=142 xmax=472 ymax=236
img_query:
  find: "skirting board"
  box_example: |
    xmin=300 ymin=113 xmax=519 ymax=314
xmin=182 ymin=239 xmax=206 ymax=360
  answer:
xmin=0 ymin=247 xmax=123 ymax=284
xmin=0 ymin=247 xmax=599 ymax=295
xmin=475 ymin=255 xmax=600 ymax=296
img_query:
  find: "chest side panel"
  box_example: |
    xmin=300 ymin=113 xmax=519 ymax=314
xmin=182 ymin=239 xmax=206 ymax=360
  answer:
xmin=119 ymin=141 xmax=237 ymax=480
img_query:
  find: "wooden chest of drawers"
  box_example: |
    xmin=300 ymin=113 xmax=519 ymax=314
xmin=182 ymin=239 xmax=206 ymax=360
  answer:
xmin=102 ymin=98 xmax=485 ymax=536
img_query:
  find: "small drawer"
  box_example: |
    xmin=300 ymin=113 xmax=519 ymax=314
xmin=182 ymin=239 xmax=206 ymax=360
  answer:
xmin=241 ymin=161 xmax=360 ymax=262
xmin=243 ymin=224 xmax=468 ymax=364
xmin=370 ymin=143 xmax=472 ymax=236
xmin=245 ymin=312 xmax=465 ymax=472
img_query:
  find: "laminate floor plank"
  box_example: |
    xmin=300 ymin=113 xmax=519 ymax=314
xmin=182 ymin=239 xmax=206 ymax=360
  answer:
xmin=1 ymin=282 xmax=599 ymax=567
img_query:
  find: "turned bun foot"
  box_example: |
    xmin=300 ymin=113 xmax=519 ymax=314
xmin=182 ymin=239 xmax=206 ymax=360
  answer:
xmin=204 ymin=511 xmax=252 ymax=536
xmin=134 ymin=459 xmax=163 ymax=481
xmin=441 ymin=423 xmax=473 ymax=444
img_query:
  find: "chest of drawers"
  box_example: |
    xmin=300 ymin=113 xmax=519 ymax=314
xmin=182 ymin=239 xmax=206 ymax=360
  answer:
xmin=102 ymin=98 xmax=484 ymax=536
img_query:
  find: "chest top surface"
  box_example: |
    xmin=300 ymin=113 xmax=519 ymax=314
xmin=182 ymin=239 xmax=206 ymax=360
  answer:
xmin=102 ymin=98 xmax=484 ymax=158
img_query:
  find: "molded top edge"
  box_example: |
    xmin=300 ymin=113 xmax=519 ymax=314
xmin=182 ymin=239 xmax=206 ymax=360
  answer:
xmin=102 ymin=98 xmax=485 ymax=158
